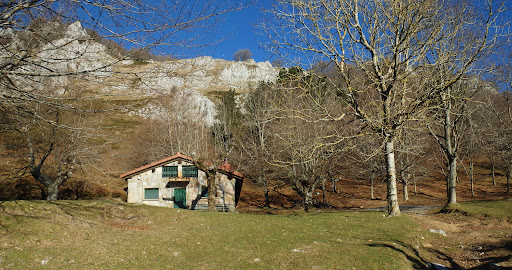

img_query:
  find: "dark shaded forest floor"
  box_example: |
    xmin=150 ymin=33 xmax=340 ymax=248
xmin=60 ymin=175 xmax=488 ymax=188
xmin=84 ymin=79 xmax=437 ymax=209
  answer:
xmin=237 ymin=172 xmax=511 ymax=211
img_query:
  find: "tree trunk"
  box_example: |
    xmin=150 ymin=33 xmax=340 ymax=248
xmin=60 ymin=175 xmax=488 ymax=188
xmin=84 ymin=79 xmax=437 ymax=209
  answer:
xmin=444 ymin=89 xmax=457 ymax=207
xmin=447 ymin=155 xmax=458 ymax=205
xmin=328 ymin=170 xmax=337 ymax=193
xmin=47 ymin=182 xmax=59 ymax=200
xmin=194 ymin=160 xmax=218 ymax=212
xmin=413 ymin=175 xmax=417 ymax=196
xmin=263 ymin=178 xmax=270 ymax=208
xmin=507 ymin=159 xmax=512 ymax=193
xmin=207 ymin=170 xmax=217 ymax=212
xmin=385 ymin=139 xmax=400 ymax=216
xmin=491 ymin=151 xmax=496 ymax=186
xmin=370 ymin=176 xmax=374 ymax=200
xmin=303 ymin=188 xmax=314 ymax=212
xmin=321 ymin=180 xmax=326 ymax=204
xmin=470 ymin=157 xmax=475 ymax=198
xmin=492 ymin=163 xmax=496 ymax=186
xmin=403 ymin=182 xmax=409 ymax=201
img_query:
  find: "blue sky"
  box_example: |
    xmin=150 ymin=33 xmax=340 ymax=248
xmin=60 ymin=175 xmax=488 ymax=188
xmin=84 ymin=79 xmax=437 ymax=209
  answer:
xmin=72 ymin=0 xmax=275 ymax=62
xmin=207 ymin=1 xmax=275 ymax=63
xmin=129 ymin=0 xmax=511 ymax=66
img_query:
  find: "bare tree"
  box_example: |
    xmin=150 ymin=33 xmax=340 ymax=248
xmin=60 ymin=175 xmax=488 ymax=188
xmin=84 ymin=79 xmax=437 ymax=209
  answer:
xmin=233 ymin=49 xmax=253 ymax=61
xmin=271 ymin=58 xmax=284 ymax=67
xmin=490 ymin=49 xmax=512 ymax=193
xmin=395 ymin=127 xmax=429 ymax=202
xmin=483 ymin=86 xmax=512 ymax=193
xmin=1 ymin=1 xmax=250 ymax=200
xmin=262 ymin=68 xmax=348 ymax=211
xmin=237 ymin=83 xmax=280 ymax=208
xmin=10 ymin=107 xmax=106 ymax=200
xmin=427 ymin=79 xmax=479 ymax=206
xmin=343 ymin=134 xmax=386 ymax=200
xmin=260 ymin=0 xmax=505 ymax=215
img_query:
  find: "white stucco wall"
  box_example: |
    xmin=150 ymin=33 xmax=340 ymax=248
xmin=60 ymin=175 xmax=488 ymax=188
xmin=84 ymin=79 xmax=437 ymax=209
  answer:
xmin=125 ymin=160 xmax=237 ymax=211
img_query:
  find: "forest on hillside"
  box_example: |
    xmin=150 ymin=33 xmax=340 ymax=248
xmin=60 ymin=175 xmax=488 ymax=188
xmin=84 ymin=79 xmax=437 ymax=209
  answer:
xmin=1 ymin=0 xmax=511 ymax=216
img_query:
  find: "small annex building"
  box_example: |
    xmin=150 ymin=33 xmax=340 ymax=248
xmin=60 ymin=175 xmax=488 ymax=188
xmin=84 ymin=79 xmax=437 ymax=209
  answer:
xmin=120 ymin=153 xmax=244 ymax=212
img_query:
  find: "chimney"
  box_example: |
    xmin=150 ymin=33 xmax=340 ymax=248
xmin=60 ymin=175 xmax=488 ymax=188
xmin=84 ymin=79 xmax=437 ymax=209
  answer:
xmin=222 ymin=158 xmax=231 ymax=171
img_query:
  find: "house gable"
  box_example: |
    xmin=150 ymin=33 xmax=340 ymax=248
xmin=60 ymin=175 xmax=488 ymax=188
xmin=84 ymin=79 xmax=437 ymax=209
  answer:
xmin=119 ymin=153 xmax=244 ymax=211
xmin=120 ymin=152 xmax=194 ymax=179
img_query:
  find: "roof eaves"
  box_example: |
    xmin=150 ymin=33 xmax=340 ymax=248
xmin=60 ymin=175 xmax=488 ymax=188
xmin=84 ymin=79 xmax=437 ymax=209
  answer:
xmin=119 ymin=152 xmax=194 ymax=179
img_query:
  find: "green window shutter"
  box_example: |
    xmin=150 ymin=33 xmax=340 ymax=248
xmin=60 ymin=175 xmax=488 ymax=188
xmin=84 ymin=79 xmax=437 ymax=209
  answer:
xmin=183 ymin=166 xmax=198 ymax=177
xmin=144 ymin=188 xmax=159 ymax=200
xmin=162 ymin=166 xmax=178 ymax=177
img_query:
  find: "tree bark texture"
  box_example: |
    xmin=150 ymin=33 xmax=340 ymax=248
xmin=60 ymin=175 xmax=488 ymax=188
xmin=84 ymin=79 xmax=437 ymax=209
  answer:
xmin=385 ymin=140 xmax=400 ymax=216
xmin=507 ymin=159 xmax=512 ymax=193
xmin=47 ymin=183 xmax=60 ymax=201
xmin=470 ymin=157 xmax=475 ymax=198
xmin=370 ymin=177 xmax=374 ymax=200
xmin=321 ymin=180 xmax=326 ymax=203
xmin=263 ymin=178 xmax=270 ymax=208
xmin=303 ymin=188 xmax=314 ymax=212
xmin=403 ymin=182 xmax=409 ymax=201
xmin=444 ymin=89 xmax=458 ymax=206
xmin=491 ymin=151 xmax=496 ymax=186
xmin=331 ymin=178 xmax=338 ymax=193
xmin=447 ymin=155 xmax=458 ymax=205
xmin=206 ymin=170 xmax=217 ymax=212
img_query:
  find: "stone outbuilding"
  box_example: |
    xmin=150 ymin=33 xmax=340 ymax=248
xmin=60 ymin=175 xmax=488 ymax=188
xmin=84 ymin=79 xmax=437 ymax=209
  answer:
xmin=120 ymin=153 xmax=243 ymax=212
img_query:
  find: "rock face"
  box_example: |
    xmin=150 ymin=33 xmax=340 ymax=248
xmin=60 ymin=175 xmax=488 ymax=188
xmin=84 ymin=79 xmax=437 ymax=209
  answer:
xmin=110 ymin=57 xmax=278 ymax=124
xmin=37 ymin=21 xmax=114 ymax=76
xmin=1 ymin=21 xmax=115 ymax=92
xmin=3 ymin=21 xmax=280 ymax=124
xmin=111 ymin=56 xmax=278 ymax=95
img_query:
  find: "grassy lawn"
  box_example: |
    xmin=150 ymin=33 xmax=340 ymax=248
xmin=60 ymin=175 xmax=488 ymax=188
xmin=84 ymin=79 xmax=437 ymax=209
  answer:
xmin=454 ymin=199 xmax=512 ymax=219
xmin=0 ymin=200 xmax=437 ymax=269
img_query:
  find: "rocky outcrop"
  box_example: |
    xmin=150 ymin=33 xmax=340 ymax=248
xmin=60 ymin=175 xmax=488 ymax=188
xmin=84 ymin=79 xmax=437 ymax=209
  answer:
xmin=37 ymin=22 xmax=115 ymax=78
xmin=3 ymin=21 xmax=280 ymax=124
xmin=111 ymin=56 xmax=278 ymax=95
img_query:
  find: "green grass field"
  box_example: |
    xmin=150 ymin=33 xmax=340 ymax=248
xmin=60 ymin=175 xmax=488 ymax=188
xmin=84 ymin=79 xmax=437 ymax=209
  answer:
xmin=0 ymin=200 xmax=444 ymax=269
xmin=450 ymin=200 xmax=512 ymax=219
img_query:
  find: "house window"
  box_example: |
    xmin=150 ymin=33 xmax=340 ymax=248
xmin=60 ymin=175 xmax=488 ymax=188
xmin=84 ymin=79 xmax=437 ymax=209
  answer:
xmin=201 ymin=187 xmax=208 ymax=198
xmin=183 ymin=166 xmax=198 ymax=177
xmin=144 ymin=188 xmax=159 ymax=200
xmin=162 ymin=166 xmax=178 ymax=177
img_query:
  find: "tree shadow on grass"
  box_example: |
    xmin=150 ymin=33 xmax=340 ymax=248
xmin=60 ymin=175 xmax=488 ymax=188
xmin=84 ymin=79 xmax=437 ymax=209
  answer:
xmin=367 ymin=241 xmax=431 ymax=269
xmin=423 ymin=242 xmax=512 ymax=270
xmin=469 ymin=240 xmax=512 ymax=270
xmin=0 ymin=200 xmax=138 ymax=229
xmin=424 ymin=247 xmax=464 ymax=269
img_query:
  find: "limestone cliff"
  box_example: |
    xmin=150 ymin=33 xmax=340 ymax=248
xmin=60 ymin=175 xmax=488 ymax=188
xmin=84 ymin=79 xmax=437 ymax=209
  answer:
xmin=2 ymin=21 xmax=280 ymax=124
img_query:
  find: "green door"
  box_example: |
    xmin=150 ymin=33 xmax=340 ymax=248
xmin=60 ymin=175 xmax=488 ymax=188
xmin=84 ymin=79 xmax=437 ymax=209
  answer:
xmin=174 ymin=188 xmax=186 ymax=209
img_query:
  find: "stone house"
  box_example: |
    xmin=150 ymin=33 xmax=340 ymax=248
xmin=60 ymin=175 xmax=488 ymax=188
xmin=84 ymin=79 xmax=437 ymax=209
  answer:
xmin=120 ymin=153 xmax=244 ymax=212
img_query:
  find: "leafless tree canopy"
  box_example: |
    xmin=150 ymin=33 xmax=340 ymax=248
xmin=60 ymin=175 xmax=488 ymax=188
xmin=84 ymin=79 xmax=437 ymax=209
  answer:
xmin=259 ymin=0 xmax=507 ymax=215
xmin=233 ymin=48 xmax=253 ymax=61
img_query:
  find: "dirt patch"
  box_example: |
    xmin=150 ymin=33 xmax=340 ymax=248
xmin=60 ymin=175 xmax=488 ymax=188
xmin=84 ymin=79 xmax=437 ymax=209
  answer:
xmin=413 ymin=212 xmax=512 ymax=269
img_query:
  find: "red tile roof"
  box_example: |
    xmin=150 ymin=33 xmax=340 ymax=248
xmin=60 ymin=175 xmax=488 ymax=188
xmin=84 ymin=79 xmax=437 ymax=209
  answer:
xmin=119 ymin=153 xmax=243 ymax=179
xmin=119 ymin=152 xmax=193 ymax=179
